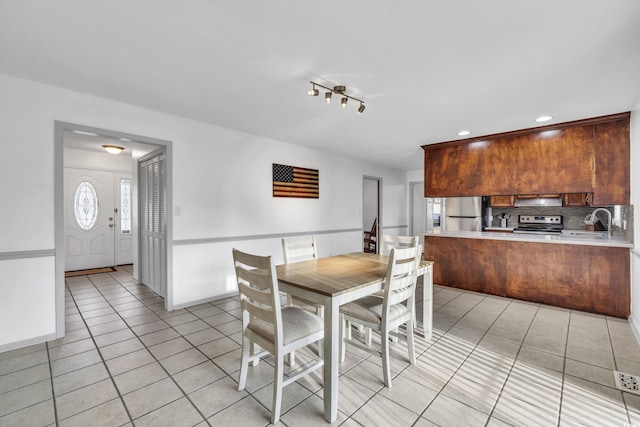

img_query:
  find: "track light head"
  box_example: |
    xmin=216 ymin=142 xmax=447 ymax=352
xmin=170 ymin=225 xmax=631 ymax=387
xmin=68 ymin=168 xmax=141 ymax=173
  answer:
xmin=341 ymin=97 xmax=348 ymax=108
xmin=325 ymin=92 xmax=332 ymax=103
xmin=358 ymin=103 xmax=366 ymax=114
xmin=308 ymin=84 xmax=319 ymax=96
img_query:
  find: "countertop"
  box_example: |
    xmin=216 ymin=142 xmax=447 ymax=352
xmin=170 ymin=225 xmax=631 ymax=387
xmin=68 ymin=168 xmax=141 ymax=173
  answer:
xmin=422 ymin=230 xmax=633 ymax=248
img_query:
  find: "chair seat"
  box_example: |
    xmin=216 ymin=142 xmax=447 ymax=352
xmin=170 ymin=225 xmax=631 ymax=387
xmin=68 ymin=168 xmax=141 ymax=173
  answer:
xmin=248 ymin=306 xmax=323 ymax=346
xmin=340 ymin=296 xmax=410 ymax=326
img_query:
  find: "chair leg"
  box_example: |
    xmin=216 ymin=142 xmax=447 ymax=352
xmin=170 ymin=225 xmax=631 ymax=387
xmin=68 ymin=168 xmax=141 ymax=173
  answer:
xmin=366 ymin=327 xmax=373 ymax=346
xmin=381 ymin=327 xmax=392 ymax=388
xmin=271 ymin=353 xmax=284 ymax=424
xmin=288 ymin=350 xmax=296 ymax=367
xmin=250 ymin=340 xmax=259 ymax=367
xmin=340 ymin=316 xmax=346 ymax=363
xmin=407 ymin=318 xmax=416 ymax=365
xmin=238 ymin=337 xmax=250 ymax=391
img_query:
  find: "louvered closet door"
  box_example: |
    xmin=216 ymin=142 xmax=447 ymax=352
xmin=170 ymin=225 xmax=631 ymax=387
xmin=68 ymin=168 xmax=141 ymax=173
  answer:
xmin=139 ymin=153 xmax=167 ymax=297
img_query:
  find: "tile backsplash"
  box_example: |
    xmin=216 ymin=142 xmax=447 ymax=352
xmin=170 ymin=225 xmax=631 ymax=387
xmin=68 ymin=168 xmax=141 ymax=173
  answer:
xmin=490 ymin=205 xmax=634 ymax=242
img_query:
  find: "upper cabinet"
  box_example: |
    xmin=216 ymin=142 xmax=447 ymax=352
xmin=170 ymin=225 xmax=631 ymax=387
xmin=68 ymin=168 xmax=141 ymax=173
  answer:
xmin=423 ymin=113 xmax=630 ymax=205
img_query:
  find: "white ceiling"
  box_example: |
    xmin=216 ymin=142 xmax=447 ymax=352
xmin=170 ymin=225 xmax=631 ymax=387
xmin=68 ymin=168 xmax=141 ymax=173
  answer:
xmin=2 ymin=1 xmax=640 ymax=170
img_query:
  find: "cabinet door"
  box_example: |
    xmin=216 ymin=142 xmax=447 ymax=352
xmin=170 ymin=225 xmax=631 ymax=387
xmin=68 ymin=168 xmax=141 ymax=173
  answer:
xmin=592 ymin=120 xmax=630 ymax=205
xmin=489 ymin=195 xmax=515 ymax=207
xmin=563 ymin=193 xmax=591 ymax=206
xmin=424 ymin=144 xmax=484 ymax=196
xmin=515 ymin=126 xmax=594 ymax=194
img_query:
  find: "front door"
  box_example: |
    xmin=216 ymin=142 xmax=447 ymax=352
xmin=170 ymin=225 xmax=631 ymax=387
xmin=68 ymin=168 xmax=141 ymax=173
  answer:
xmin=64 ymin=169 xmax=115 ymax=271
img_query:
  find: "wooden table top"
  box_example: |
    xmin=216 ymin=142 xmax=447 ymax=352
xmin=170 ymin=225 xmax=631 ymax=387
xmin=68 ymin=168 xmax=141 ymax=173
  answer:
xmin=276 ymin=252 xmax=432 ymax=297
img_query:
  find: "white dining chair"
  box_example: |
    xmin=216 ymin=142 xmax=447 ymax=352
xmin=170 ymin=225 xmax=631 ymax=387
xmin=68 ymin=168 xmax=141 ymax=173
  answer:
xmin=281 ymin=235 xmax=324 ymax=366
xmin=339 ymin=245 xmax=422 ymax=387
xmin=233 ymin=248 xmax=324 ymax=424
xmin=365 ymin=234 xmax=420 ymax=345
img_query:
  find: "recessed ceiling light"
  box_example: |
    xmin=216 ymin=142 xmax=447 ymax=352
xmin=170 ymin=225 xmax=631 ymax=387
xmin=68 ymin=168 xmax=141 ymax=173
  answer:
xmin=458 ymin=130 xmax=471 ymax=136
xmin=536 ymin=116 xmax=553 ymax=122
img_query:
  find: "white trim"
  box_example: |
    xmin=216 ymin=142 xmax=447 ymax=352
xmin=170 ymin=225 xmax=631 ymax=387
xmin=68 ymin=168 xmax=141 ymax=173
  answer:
xmin=0 ymin=249 xmax=55 ymax=260
xmin=0 ymin=332 xmax=57 ymax=354
xmin=171 ymin=291 xmax=238 ymax=310
xmin=173 ymin=228 xmax=361 ymax=246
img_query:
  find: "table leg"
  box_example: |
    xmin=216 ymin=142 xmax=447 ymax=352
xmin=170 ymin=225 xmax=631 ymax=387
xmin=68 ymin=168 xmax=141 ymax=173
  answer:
xmin=323 ymin=297 xmax=339 ymax=422
xmin=423 ymin=266 xmax=433 ymax=341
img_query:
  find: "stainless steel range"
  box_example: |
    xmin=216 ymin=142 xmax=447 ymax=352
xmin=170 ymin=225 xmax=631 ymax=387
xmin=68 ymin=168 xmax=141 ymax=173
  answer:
xmin=513 ymin=215 xmax=563 ymax=235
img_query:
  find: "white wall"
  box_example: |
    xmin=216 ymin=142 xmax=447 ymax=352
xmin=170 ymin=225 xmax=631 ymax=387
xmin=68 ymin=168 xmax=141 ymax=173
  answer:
xmin=630 ymin=109 xmax=640 ymax=341
xmin=0 ymin=73 xmax=408 ymax=350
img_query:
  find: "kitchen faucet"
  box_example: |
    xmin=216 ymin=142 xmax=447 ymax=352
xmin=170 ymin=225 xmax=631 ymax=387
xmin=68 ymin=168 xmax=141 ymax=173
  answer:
xmin=589 ymin=208 xmax=612 ymax=236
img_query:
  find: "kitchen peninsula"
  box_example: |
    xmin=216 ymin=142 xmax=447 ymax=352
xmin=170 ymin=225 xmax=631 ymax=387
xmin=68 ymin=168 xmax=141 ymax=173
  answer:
xmin=422 ymin=113 xmax=633 ymax=318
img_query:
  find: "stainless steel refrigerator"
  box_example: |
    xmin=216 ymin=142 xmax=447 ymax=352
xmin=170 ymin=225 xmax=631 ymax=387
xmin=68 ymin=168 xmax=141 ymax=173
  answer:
xmin=443 ymin=197 xmax=483 ymax=231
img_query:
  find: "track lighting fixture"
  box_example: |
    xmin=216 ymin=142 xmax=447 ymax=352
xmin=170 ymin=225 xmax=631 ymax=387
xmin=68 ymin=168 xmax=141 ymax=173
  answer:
xmin=308 ymin=81 xmax=365 ymax=114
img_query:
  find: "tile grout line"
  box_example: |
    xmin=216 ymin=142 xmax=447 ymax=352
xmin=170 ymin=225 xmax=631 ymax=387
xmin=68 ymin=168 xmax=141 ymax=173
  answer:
xmin=409 ymin=291 xmax=516 ymax=425
xmin=483 ymin=303 xmax=541 ymax=426
xmin=83 ymin=271 xmax=215 ymax=426
xmin=64 ymin=277 xmax=136 ymax=425
xmin=556 ymin=310 xmax=572 ymax=427
xmin=44 ymin=342 xmax=59 ymax=424
xmin=606 ymin=316 xmax=634 ymax=426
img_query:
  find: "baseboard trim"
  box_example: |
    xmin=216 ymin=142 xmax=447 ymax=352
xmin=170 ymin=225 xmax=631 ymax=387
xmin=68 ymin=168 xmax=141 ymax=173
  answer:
xmin=630 ymin=316 xmax=640 ymax=347
xmin=0 ymin=332 xmax=57 ymax=354
xmin=172 ymin=291 xmax=237 ymax=310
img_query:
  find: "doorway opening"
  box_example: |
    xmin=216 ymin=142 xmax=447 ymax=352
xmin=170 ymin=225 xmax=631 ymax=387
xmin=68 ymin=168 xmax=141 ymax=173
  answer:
xmin=54 ymin=122 xmax=173 ymax=339
xmin=363 ymin=176 xmax=381 ymax=253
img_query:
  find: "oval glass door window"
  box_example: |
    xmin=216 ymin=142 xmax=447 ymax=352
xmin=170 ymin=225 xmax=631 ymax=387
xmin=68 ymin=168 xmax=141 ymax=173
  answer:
xmin=74 ymin=181 xmax=99 ymax=230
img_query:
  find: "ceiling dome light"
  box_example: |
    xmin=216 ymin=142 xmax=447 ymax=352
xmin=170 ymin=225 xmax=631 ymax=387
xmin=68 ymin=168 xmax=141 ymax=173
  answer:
xmin=102 ymin=145 xmax=125 ymax=155
xmin=458 ymin=130 xmax=471 ymax=136
xmin=357 ymin=103 xmax=366 ymax=114
xmin=341 ymin=97 xmax=348 ymax=108
xmin=325 ymin=91 xmax=332 ymax=103
xmin=536 ymin=115 xmax=553 ymax=122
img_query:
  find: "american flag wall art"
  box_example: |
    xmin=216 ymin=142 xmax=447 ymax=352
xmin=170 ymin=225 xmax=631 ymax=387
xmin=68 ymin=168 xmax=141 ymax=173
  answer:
xmin=272 ymin=163 xmax=319 ymax=198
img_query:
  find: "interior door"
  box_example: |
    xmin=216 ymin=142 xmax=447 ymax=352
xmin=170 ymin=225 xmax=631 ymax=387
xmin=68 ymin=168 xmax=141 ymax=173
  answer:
xmin=139 ymin=152 xmax=167 ymax=297
xmin=64 ymin=169 xmax=115 ymax=271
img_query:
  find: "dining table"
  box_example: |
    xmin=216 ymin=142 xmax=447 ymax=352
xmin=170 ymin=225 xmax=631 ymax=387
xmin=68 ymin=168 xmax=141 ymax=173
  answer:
xmin=276 ymin=252 xmax=434 ymax=423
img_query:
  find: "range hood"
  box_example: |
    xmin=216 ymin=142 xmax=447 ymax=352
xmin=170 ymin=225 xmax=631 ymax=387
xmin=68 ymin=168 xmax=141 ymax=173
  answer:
xmin=514 ymin=195 xmax=563 ymax=207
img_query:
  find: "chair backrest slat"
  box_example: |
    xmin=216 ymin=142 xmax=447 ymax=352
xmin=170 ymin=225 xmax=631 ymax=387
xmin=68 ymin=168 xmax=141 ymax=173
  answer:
xmin=233 ymin=248 xmax=283 ymax=346
xmin=282 ymin=235 xmax=317 ymax=264
xmin=382 ymin=245 xmax=422 ymax=319
xmin=380 ymin=234 xmax=419 ymax=256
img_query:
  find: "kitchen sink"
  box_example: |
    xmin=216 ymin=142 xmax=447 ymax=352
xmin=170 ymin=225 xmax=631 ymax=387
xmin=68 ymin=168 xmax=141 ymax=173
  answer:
xmin=562 ymin=231 xmax=608 ymax=238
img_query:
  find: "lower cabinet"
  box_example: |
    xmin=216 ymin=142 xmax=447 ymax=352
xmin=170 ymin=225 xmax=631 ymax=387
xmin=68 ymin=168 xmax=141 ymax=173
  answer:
xmin=424 ymin=236 xmax=630 ymax=318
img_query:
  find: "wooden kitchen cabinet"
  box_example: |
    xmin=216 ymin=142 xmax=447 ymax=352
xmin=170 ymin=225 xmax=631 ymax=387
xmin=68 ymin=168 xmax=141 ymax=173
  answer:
xmin=423 ymin=113 xmax=630 ymax=205
xmin=563 ymin=193 xmax=592 ymax=206
xmin=489 ymin=195 xmax=515 ymax=207
xmin=592 ymin=118 xmax=631 ymax=205
xmin=424 ymin=235 xmax=630 ymax=318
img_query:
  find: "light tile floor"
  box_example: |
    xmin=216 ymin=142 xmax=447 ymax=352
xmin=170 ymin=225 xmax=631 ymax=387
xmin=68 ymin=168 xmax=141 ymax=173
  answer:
xmin=2 ymin=265 xmax=640 ymax=426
